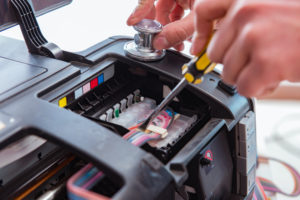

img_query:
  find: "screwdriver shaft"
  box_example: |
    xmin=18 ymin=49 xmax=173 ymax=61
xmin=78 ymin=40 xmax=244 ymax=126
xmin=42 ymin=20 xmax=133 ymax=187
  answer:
xmin=139 ymin=78 xmax=188 ymax=131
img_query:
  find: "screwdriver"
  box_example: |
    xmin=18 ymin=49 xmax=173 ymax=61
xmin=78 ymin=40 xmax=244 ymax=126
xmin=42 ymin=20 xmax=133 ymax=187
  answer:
xmin=139 ymin=47 xmax=216 ymax=132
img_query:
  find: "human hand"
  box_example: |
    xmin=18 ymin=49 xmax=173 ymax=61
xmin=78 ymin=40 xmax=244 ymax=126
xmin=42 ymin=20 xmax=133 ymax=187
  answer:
xmin=127 ymin=0 xmax=195 ymax=51
xmin=192 ymin=0 xmax=300 ymax=97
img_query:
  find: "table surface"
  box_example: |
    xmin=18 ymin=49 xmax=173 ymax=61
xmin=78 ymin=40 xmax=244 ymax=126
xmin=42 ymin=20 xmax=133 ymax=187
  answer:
xmin=1 ymin=1 xmax=300 ymax=199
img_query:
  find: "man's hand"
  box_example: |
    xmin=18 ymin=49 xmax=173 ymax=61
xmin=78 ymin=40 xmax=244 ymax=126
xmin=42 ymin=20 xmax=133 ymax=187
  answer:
xmin=127 ymin=0 xmax=195 ymax=51
xmin=192 ymin=0 xmax=300 ymax=97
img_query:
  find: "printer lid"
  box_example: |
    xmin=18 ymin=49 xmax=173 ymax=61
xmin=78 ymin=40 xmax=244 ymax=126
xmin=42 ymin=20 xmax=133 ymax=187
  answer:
xmin=0 ymin=0 xmax=72 ymax=31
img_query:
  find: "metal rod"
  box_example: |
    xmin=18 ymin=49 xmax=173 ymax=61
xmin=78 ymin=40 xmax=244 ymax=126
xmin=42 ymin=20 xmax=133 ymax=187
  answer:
xmin=139 ymin=78 xmax=188 ymax=131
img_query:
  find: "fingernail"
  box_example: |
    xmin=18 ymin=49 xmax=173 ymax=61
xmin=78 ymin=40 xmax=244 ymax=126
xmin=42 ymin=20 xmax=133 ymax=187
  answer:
xmin=127 ymin=18 xmax=135 ymax=25
xmin=207 ymin=34 xmax=217 ymax=59
xmin=127 ymin=13 xmax=136 ymax=25
xmin=190 ymin=42 xmax=199 ymax=55
xmin=207 ymin=42 xmax=213 ymax=56
xmin=153 ymin=36 xmax=169 ymax=50
xmin=190 ymin=43 xmax=196 ymax=55
xmin=190 ymin=34 xmax=198 ymax=55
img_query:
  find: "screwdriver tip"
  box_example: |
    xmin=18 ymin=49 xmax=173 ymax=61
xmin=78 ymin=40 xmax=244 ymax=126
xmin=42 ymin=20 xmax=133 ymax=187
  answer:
xmin=138 ymin=118 xmax=151 ymax=132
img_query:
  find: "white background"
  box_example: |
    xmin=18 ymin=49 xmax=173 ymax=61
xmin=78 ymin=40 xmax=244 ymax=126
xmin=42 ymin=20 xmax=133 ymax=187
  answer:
xmin=1 ymin=1 xmax=300 ymax=199
xmin=1 ymin=1 xmax=137 ymax=51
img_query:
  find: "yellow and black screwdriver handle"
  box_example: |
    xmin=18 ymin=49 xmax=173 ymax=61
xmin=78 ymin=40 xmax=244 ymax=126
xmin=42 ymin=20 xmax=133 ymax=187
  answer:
xmin=181 ymin=50 xmax=217 ymax=84
xmin=181 ymin=32 xmax=216 ymax=84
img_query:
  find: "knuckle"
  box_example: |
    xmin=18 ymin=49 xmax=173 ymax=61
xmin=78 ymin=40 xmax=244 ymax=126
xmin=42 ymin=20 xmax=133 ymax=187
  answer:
xmin=234 ymin=2 xmax=256 ymax=18
xmin=194 ymin=1 xmax=202 ymax=14
xmin=253 ymin=52 xmax=269 ymax=71
xmin=232 ymin=2 xmax=260 ymax=25
xmin=194 ymin=0 xmax=207 ymax=15
xmin=237 ymin=81 xmax=255 ymax=97
xmin=241 ymin=23 xmax=260 ymax=43
xmin=166 ymin=26 xmax=189 ymax=44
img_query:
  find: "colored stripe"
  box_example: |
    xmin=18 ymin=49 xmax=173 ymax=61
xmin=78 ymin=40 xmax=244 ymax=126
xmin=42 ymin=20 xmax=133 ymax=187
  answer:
xmin=82 ymin=171 xmax=104 ymax=189
xmin=82 ymin=83 xmax=91 ymax=94
xmin=59 ymin=97 xmax=67 ymax=108
xmin=90 ymin=78 xmax=98 ymax=89
xmin=75 ymin=88 xmax=83 ymax=99
xmin=98 ymin=74 xmax=104 ymax=85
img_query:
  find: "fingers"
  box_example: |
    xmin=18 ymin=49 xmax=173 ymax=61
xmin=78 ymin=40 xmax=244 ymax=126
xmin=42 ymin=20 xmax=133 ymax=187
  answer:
xmin=127 ymin=0 xmax=156 ymax=25
xmin=190 ymin=0 xmax=233 ymax=55
xmin=236 ymin=65 xmax=265 ymax=97
xmin=224 ymin=27 xmax=280 ymax=97
xmin=127 ymin=0 xmax=194 ymax=51
xmin=236 ymin=55 xmax=280 ymax=97
xmin=145 ymin=5 xmax=156 ymax=20
xmin=156 ymin=0 xmax=176 ymax=25
xmin=207 ymin=0 xmax=252 ymax=63
xmin=174 ymin=43 xmax=185 ymax=51
xmin=221 ymin=24 xmax=253 ymax=85
xmin=206 ymin=17 xmax=236 ymax=63
xmin=153 ymin=12 xmax=194 ymax=50
xmin=176 ymin=0 xmax=193 ymax=10
xmin=257 ymin=84 xmax=278 ymax=98
xmin=169 ymin=4 xmax=185 ymax=22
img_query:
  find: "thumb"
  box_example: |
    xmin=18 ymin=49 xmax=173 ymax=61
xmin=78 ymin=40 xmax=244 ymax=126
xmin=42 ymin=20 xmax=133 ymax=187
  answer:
xmin=153 ymin=12 xmax=194 ymax=50
xmin=127 ymin=0 xmax=156 ymax=25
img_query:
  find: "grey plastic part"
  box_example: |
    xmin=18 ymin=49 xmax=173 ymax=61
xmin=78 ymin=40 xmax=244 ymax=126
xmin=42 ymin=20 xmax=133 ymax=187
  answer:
xmin=103 ymin=65 xmax=115 ymax=82
xmin=106 ymin=108 xmax=113 ymax=122
xmin=99 ymin=114 xmax=107 ymax=121
xmin=0 ymin=0 xmax=72 ymax=32
xmin=236 ymin=111 xmax=257 ymax=196
xmin=238 ymin=111 xmax=256 ymax=141
xmin=133 ymin=89 xmax=140 ymax=102
xmin=240 ymin=166 xmax=256 ymax=196
xmin=0 ymin=58 xmax=46 ymax=95
xmin=120 ymin=99 xmax=127 ymax=112
xmin=127 ymin=94 xmax=134 ymax=107
xmin=239 ymin=132 xmax=256 ymax=158
xmin=237 ymin=111 xmax=257 ymax=174
xmin=236 ymin=151 xmax=256 ymax=174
